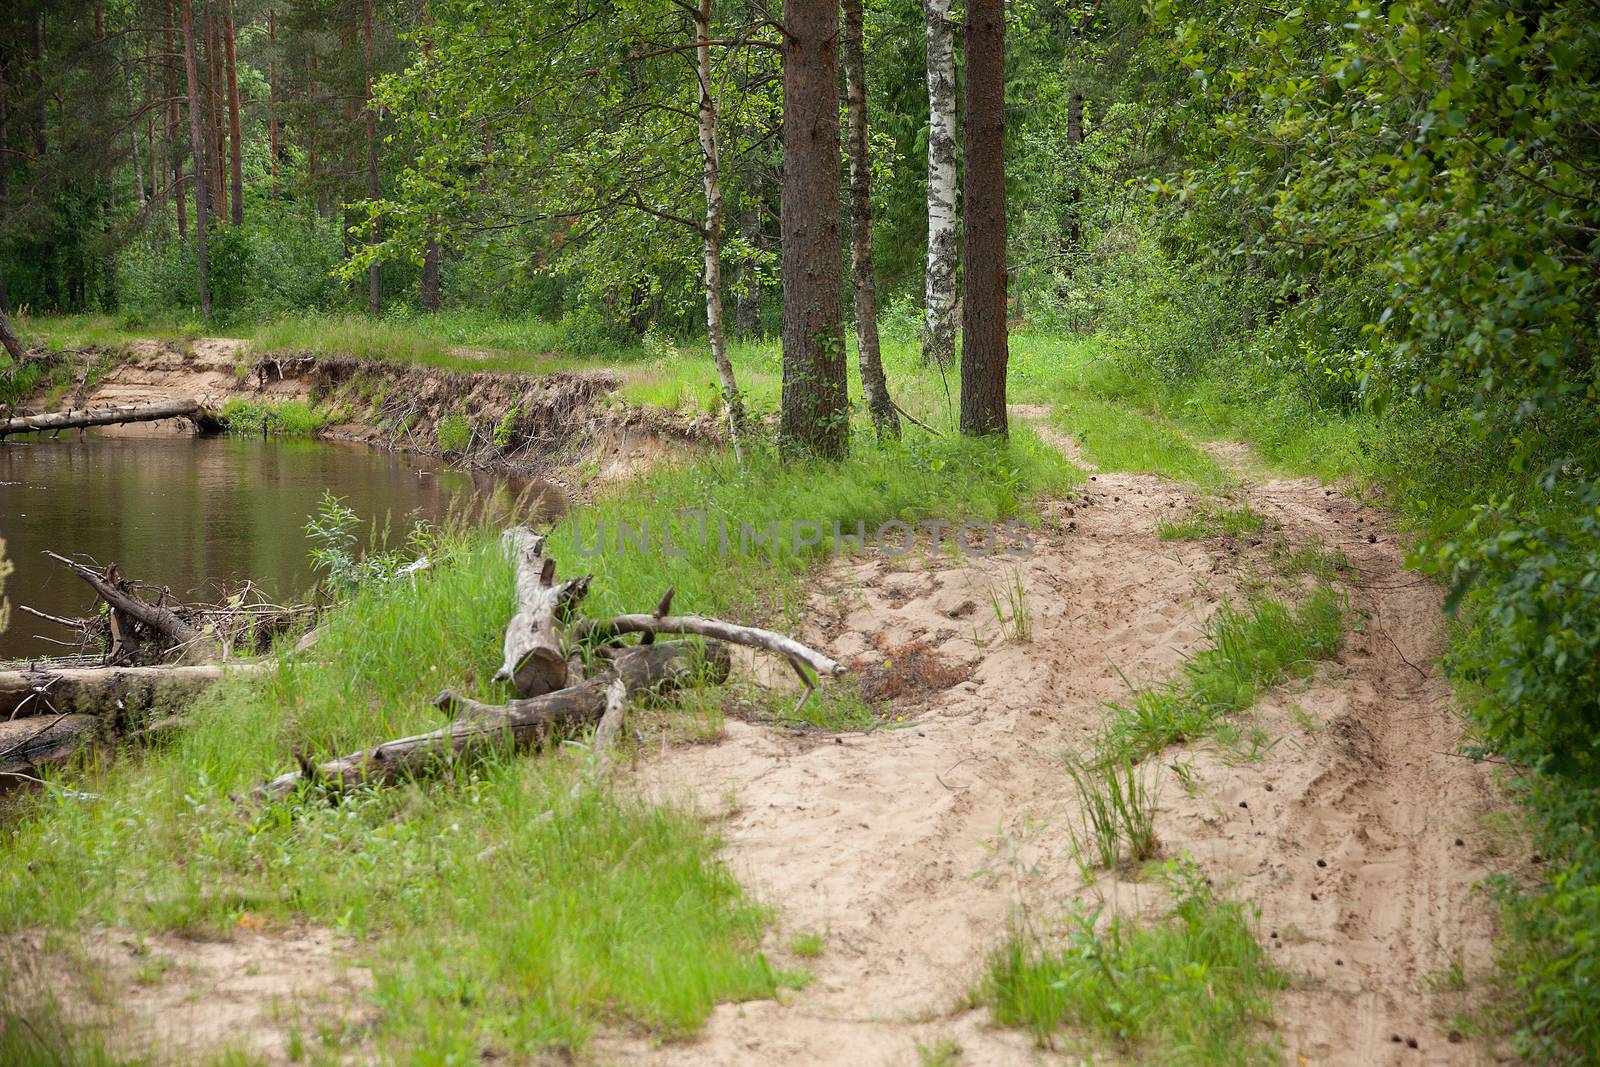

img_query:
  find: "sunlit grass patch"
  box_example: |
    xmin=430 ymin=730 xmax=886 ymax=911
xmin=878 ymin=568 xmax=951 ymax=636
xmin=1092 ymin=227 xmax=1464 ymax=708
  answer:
xmin=13 ymin=311 xmax=202 ymax=352
xmin=219 ymin=398 xmax=336 ymax=437
xmin=983 ymin=861 xmax=1282 ymax=1063
xmin=1158 ymin=496 xmax=1269 ymax=541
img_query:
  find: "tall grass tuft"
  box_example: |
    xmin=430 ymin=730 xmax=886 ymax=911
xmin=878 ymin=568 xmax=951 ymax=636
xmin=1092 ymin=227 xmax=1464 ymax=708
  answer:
xmin=983 ymin=861 xmax=1283 ymax=1063
xmin=1099 ymin=586 xmax=1345 ymax=765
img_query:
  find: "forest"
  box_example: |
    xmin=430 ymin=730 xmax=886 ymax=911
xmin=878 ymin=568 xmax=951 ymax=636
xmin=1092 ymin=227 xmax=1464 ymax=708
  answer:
xmin=1 ymin=0 xmax=1598 ymax=1063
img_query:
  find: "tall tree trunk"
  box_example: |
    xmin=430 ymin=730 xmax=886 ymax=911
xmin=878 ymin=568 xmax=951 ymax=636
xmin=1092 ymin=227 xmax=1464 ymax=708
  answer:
xmin=132 ymin=125 xmax=146 ymax=205
xmin=420 ymin=239 xmax=442 ymax=312
xmin=779 ymin=0 xmax=848 ymax=460
xmin=1060 ymin=87 xmax=1083 ymax=269
xmin=921 ymin=0 xmax=957 ymax=368
xmin=735 ymin=190 xmax=762 ymax=336
xmin=267 ymin=8 xmax=279 ymax=197
xmin=167 ymin=0 xmax=186 ymax=239
xmin=0 ymin=49 xmax=10 ymax=315
xmin=205 ymin=5 xmax=226 ymax=225
xmin=958 ymin=0 xmax=1007 ymax=437
xmin=31 ymin=14 xmax=48 ymax=158
xmin=204 ymin=5 xmax=227 ymax=227
xmin=0 ymin=299 xmax=23 ymax=361
xmin=842 ymin=0 xmax=898 ymax=440
xmin=180 ymin=0 xmax=212 ymax=315
xmin=693 ymin=0 xmax=745 ymax=462
xmin=363 ymin=0 xmax=381 ymax=315
xmin=224 ymin=0 xmax=243 ymax=225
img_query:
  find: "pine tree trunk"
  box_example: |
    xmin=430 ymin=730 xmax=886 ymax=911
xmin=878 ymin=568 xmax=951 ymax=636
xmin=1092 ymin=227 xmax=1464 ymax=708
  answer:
xmin=180 ymin=0 xmax=212 ymax=315
xmin=166 ymin=0 xmax=186 ymax=240
xmin=267 ymin=8 xmax=279 ymax=197
xmin=363 ymin=0 xmax=381 ymax=315
xmin=224 ymin=0 xmax=243 ymax=225
xmin=779 ymin=0 xmax=848 ymax=460
xmin=842 ymin=0 xmax=898 ymax=439
xmin=958 ymin=0 xmax=1007 ymax=437
xmin=32 ymin=14 xmax=47 ymax=158
xmin=206 ymin=6 xmax=226 ymax=226
xmin=694 ymin=0 xmax=745 ymax=462
xmin=921 ymin=0 xmax=957 ymax=368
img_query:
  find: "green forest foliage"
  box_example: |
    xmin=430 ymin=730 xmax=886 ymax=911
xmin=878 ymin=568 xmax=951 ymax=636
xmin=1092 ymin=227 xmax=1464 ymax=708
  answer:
xmin=4 ymin=0 xmax=1598 ymax=1057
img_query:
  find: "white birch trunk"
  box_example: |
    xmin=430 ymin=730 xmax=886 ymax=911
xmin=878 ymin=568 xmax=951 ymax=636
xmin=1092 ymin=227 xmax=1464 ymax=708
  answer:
xmin=922 ymin=0 xmax=959 ymax=367
xmin=695 ymin=0 xmax=745 ymax=462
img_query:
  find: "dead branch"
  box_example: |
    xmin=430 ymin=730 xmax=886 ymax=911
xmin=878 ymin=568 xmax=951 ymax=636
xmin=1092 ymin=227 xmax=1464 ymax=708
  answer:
xmin=256 ymin=640 xmax=725 ymax=800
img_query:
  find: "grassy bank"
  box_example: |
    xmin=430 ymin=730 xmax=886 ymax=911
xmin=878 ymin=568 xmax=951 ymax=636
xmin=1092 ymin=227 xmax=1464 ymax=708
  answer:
xmin=0 ymin=430 xmax=1076 ymax=1061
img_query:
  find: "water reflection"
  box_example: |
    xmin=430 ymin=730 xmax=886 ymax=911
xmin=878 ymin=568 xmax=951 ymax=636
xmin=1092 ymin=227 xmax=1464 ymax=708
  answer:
xmin=0 ymin=435 xmax=561 ymax=660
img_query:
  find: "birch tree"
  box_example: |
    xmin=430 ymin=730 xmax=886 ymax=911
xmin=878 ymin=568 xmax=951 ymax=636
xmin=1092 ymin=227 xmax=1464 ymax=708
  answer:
xmin=360 ymin=0 xmax=779 ymax=452
xmin=921 ymin=0 xmax=958 ymax=367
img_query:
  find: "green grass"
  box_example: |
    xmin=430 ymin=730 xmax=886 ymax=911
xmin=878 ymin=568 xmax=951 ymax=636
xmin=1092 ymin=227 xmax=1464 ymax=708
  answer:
xmin=1063 ymin=753 xmax=1159 ymax=870
xmin=1098 ymin=586 xmax=1345 ymax=765
xmin=1158 ymin=497 xmax=1269 ymax=541
xmin=10 ymin=311 xmax=202 ymax=352
xmin=0 ymin=430 xmax=1075 ymax=1059
xmin=789 ymin=931 xmax=826 ymax=958
xmin=219 ymin=398 xmax=336 ymax=437
xmin=983 ymin=860 xmax=1282 ymax=1062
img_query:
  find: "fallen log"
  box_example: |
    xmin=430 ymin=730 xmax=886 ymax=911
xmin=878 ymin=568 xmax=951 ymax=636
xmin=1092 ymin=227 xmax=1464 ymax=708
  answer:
xmin=494 ymin=527 xmax=590 ymax=697
xmin=0 ymin=398 xmax=225 ymax=438
xmin=0 ymin=713 xmax=101 ymax=782
xmin=0 ymin=663 xmax=254 ymax=719
xmin=256 ymin=640 xmax=725 ymax=799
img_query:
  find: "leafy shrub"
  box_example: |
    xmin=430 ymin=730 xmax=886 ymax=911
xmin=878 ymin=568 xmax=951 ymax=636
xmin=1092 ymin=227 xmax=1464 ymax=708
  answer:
xmin=220 ymin=399 xmax=332 ymax=437
xmin=435 ymin=413 xmax=472 ymax=453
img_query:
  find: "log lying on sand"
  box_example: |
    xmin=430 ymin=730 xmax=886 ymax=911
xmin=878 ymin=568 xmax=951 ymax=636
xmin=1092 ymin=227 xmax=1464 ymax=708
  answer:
xmin=0 ymin=663 xmax=253 ymax=719
xmin=256 ymin=640 xmax=727 ymax=799
xmin=576 ymin=614 xmax=845 ymax=681
xmin=0 ymin=398 xmax=225 ymax=438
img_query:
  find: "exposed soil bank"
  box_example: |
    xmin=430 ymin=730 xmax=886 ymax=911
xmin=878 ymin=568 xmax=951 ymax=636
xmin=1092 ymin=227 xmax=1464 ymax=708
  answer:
xmin=10 ymin=339 xmax=718 ymax=485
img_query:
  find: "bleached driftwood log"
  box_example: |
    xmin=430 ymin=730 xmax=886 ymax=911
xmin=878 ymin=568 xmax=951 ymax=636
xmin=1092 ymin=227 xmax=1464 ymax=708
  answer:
xmin=0 ymin=398 xmax=224 ymax=438
xmin=493 ymin=527 xmax=591 ymax=697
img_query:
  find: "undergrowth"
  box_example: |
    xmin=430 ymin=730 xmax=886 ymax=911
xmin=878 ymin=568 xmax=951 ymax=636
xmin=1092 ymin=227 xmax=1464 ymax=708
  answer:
xmin=219 ymin=398 xmax=334 ymax=437
xmin=983 ymin=860 xmax=1282 ymax=1063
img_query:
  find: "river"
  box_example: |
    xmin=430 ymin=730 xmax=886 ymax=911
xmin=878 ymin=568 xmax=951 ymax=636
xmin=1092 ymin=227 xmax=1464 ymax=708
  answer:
xmin=0 ymin=434 xmax=560 ymax=661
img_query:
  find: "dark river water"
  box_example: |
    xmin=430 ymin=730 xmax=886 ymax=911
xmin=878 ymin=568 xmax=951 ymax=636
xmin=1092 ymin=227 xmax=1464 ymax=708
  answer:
xmin=0 ymin=435 xmax=557 ymax=660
